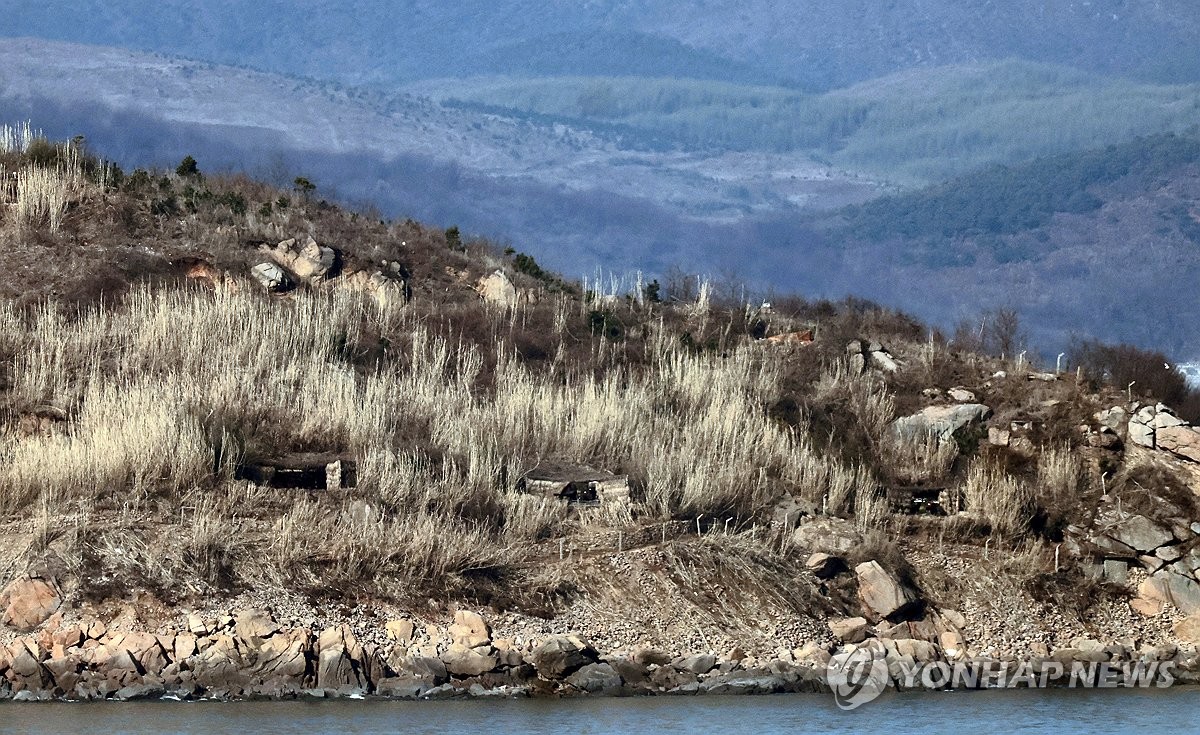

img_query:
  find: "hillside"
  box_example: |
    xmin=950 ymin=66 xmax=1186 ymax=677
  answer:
xmin=4 ymin=42 xmax=1200 ymax=356
xmin=5 ymin=132 xmax=1200 ymax=700
xmin=4 ymin=0 xmax=1199 ymax=89
xmin=820 ymin=132 xmax=1200 ymax=356
xmin=416 ymin=62 xmax=1200 ymax=182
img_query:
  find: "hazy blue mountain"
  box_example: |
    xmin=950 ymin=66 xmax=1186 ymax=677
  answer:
xmin=3 ymin=1 xmax=1198 ymax=89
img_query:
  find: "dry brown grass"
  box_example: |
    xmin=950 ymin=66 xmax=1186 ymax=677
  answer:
xmin=963 ymin=457 xmax=1034 ymax=537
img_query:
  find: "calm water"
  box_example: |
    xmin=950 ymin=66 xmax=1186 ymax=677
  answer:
xmin=1 ymin=689 xmax=1197 ymax=735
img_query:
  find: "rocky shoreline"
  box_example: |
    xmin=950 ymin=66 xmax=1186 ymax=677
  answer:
xmin=2 ymin=606 xmax=1200 ymax=703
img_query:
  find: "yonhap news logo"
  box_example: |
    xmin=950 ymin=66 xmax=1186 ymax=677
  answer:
xmin=824 ymin=647 xmax=1176 ymax=710
xmin=825 ymin=645 xmax=889 ymax=710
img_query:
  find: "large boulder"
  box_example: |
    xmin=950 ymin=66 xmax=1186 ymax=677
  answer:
xmin=475 ymin=270 xmax=517 ymax=306
xmin=1133 ymin=572 xmax=1200 ymax=616
xmin=234 ymin=609 xmax=281 ymax=644
xmin=890 ymin=404 xmax=992 ymax=443
xmin=1096 ymin=407 xmax=1129 ymax=433
xmin=565 ymin=662 xmax=622 ymax=694
xmin=828 ymin=617 xmax=872 ymax=644
xmin=250 ymin=262 xmax=293 ymax=292
xmin=0 ymin=577 xmax=61 ymax=632
xmin=855 ymin=561 xmax=919 ymax=621
xmin=440 ymin=644 xmax=497 ymax=677
xmin=1109 ymin=515 xmax=1174 ymax=553
xmin=528 ymin=636 xmax=596 ymax=679
xmin=449 ymin=610 xmax=491 ymax=649
xmin=1157 ymin=426 xmax=1200 ymax=463
xmin=675 ymin=653 xmax=717 ymax=675
xmin=316 ymin=625 xmax=366 ymax=691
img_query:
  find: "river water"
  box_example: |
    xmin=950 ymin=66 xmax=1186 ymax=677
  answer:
xmin=1 ymin=688 xmax=1196 ymax=734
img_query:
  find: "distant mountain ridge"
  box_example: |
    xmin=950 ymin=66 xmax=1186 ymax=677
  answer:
xmin=3 ymin=0 xmax=1198 ymax=89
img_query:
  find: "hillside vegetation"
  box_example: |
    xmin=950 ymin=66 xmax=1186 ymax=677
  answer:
xmin=426 ymin=62 xmax=1200 ymax=182
xmin=0 ymin=127 xmax=1194 ymax=607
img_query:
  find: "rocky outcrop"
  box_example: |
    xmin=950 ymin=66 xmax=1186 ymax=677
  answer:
xmin=890 ymin=404 xmax=992 ymax=442
xmin=1158 ymin=426 xmax=1200 ymax=463
xmin=846 ymin=339 xmax=898 ymax=374
xmin=1099 ymin=403 xmax=1200 ymax=462
xmin=1 ymin=604 xmax=1199 ymax=700
xmin=265 ymin=237 xmax=337 ymax=282
xmin=0 ymin=577 xmax=61 ymax=632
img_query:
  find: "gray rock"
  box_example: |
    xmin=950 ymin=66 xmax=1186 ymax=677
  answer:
xmin=948 ymin=387 xmax=976 ymax=402
xmin=421 ymin=683 xmax=465 ymax=700
xmin=528 ymin=636 xmax=596 ymax=679
xmin=116 ymin=683 xmax=165 ymax=701
xmin=1096 ymin=407 xmax=1128 ymax=433
xmin=890 ymin=404 xmax=992 ymax=442
xmin=1167 ymin=572 xmax=1200 ymax=615
xmin=1103 ymin=559 xmax=1129 ymax=585
xmin=374 ymin=677 xmax=432 ymax=701
xmin=250 ymin=262 xmax=292 ymax=292
xmin=566 ymin=663 xmax=622 ymax=694
xmin=1130 ymin=409 xmax=1157 ymax=448
xmin=792 ymin=517 xmax=863 ymax=554
xmin=440 ymin=644 xmax=497 ymax=677
xmin=1110 ymin=515 xmax=1174 ymax=553
xmin=701 ymin=674 xmax=784 ymax=695
xmin=870 ymin=351 xmax=899 ymax=373
xmin=676 ymin=654 xmax=718 ymax=675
